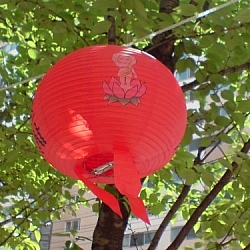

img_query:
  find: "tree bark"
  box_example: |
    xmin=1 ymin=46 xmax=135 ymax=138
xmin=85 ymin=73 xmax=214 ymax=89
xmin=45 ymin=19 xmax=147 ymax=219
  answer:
xmin=92 ymin=188 xmax=130 ymax=250
xmin=107 ymin=8 xmax=116 ymax=45
xmin=159 ymin=0 xmax=179 ymax=14
xmin=145 ymin=0 xmax=179 ymax=73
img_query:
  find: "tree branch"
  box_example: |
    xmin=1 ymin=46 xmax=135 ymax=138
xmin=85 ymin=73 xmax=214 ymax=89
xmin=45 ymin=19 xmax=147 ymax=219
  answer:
xmin=147 ymin=185 xmax=190 ymax=250
xmin=0 ymin=191 xmax=53 ymax=246
xmin=107 ymin=9 xmax=116 ymax=45
xmin=181 ymin=60 xmax=250 ymax=93
xmin=219 ymin=209 xmax=247 ymax=247
xmin=148 ymin=145 xmax=207 ymax=250
xmin=166 ymin=138 xmax=250 ymax=250
xmin=181 ymin=79 xmax=200 ymax=93
xmin=0 ymin=194 xmax=42 ymax=227
xmin=218 ymin=61 xmax=250 ymax=75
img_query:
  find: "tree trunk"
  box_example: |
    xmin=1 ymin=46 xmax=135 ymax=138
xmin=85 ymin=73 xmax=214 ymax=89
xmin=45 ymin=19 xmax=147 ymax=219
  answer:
xmin=92 ymin=188 xmax=130 ymax=250
xmin=146 ymin=0 xmax=179 ymax=73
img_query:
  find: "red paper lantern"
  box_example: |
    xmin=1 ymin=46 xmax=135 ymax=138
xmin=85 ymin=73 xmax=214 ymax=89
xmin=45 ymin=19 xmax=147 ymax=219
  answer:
xmin=32 ymin=45 xmax=186 ymax=223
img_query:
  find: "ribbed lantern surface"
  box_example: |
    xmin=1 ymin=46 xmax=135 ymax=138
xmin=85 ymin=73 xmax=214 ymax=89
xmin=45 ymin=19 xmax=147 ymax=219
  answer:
xmin=32 ymin=45 xmax=186 ymax=223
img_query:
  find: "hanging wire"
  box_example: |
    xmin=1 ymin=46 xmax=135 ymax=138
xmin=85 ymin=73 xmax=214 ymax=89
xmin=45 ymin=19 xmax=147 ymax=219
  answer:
xmin=0 ymin=0 xmax=240 ymax=92
xmin=124 ymin=0 xmax=240 ymax=47
xmin=0 ymin=73 xmax=44 ymax=92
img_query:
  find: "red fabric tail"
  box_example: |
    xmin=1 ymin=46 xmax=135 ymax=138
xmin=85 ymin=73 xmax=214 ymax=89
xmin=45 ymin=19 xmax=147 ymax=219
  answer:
xmin=74 ymin=164 xmax=122 ymax=217
xmin=114 ymin=149 xmax=150 ymax=224
xmin=128 ymin=196 xmax=150 ymax=224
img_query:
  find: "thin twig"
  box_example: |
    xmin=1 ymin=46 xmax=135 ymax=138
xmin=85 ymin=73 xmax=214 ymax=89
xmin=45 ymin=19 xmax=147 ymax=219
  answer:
xmin=166 ymin=138 xmax=250 ymax=250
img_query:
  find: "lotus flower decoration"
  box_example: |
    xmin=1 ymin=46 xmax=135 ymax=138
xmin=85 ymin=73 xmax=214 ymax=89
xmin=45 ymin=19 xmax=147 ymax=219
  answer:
xmin=102 ymin=52 xmax=147 ymax=106
xmin=103 ymin=77 xmax=146 ymax=106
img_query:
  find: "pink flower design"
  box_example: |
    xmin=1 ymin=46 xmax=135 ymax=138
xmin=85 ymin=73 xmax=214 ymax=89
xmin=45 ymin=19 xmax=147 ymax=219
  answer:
xmin=103 ymin=77 xmax=146 ymax=106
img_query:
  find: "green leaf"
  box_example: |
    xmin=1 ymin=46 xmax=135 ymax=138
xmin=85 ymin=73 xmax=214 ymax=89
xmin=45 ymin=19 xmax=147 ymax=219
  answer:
xmin=206 ymin=242 xmax=222 ymax=250
xmin=232 ymin=112 xmax=246 ymax=129
xmin=92 ymin=0 xmax=119 ymax=10
xmin=199 ymin=137 xmax=212 ymax=147
xmin=211 ymin=220 xmax=226 ymax=238
xmin=224 ymin=101 xmax=236 ymax=113
xmin=28 ymin=48 xmax=38 ymax=59
xmin=214 ymin=116 xmax=231 ymax=126
xmin=149 ymin=193 xmax=159 ymax=203
xmin=65 ymin=240 xmax=74 ymax=248
xmin=27 ymin=40 xmax=36 ymax=48
xmin=179 ymin=3 xmax=197 ymax=16
xmin=34 ymin=230 xmax=41 ymax=242
xmin=177 ymin=168 xmax=199 ymax=185
xmin=210 ymin=94 xmax=220 ymax=102
xmin=140 ymin=189 xmax=148 ymax=200
xmin=70 ymin=229 xmax=78 ymax=237
xmin=201 ymin=171 xmax=215 ymax=187
xmin=219 ymin=158 xmax=232 ymax=171
xmin=176 ymin=58 xmax=196 ymax=72
xmin=92 ymin=203 xmax=100 ymax=213
xmin=132 ymin=21 xmax=150 ymax=37
xmin=194 ymin=242 xmax=203 ymax=248
xmin=195 ymin=69 xmax=207 ymax=83
xmin=218 ymin=133 xmax=233 ymax=144
xmin=181 ymin=206 xmax=189 ymax=220
xmin=221 ymin=89 xmax=234 ymax=101
xmin=149 ymin=202 xmax=165 ymax=215
xmin=180 ymin=127 xmax=192 ymax=146
xmin=91 ymin=20 xmax=111 ymax=36
xmin=193 ymin=222 xmax=201 ymax=233
xmin=237 ymin=99 xmax=250 ymax=112
xmin=132 ymin=0 xmax=147 ymax=19
xmin=23 ymin=238 xmax=41 ymax=250
xmin=235 ymin=9 xmax=250 ymax=23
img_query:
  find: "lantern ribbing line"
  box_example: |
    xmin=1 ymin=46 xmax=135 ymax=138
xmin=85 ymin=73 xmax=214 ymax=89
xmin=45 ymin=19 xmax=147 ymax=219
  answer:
xmin=0 ymin=0 xmax=240 ymax=92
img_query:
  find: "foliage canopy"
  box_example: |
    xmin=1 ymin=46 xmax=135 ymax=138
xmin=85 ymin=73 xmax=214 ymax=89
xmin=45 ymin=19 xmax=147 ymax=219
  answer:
xmin=1 ymin=0 xmax=250 ymax=249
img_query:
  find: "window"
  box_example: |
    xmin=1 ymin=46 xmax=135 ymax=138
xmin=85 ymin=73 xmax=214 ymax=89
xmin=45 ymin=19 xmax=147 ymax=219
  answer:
xmin=176 ymin=71 xmax=189 ymax=81
xmin=173 ymin=172 xmax=182 ymax=183
xmin=186 ymin=91 xmax=195 ymax=102
xmin=67 ymin=195 xmax=80 ymax=205
xmin=176 ymin=69 xmax=195 ymax=82
xmin=130 ymin=233 xmax=144 ymax=247
xmin=219 ymin=107 xmax=227 ymax=117
xmin=30 ymin=224 xmax=52 ymax=250
xmin=171 ymin=226 xmax=197 ymax=242
xmin=186 ymin=228 xmax=197 ymax=240
xmin=72 ymin=195 xmax=79 ymax=203
xmin=65 ymin=219 xmax=80 ymax=232
xmin=122 ymin=234 xmax=131 ymax=247
xmin=186 ymin=138 xmax=201 ymax=152
xmin=1 ymin=43 xmax=17 ymax=56
xmin=171 ymin=226 xmax=181 ymax=241
xmin=123 ymin=231 xmax=156 ymax=247
xmin=74 ymin=195 xmax=79 ymax=203
xmin=144 ymin=231 xmax=156 ymax=244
